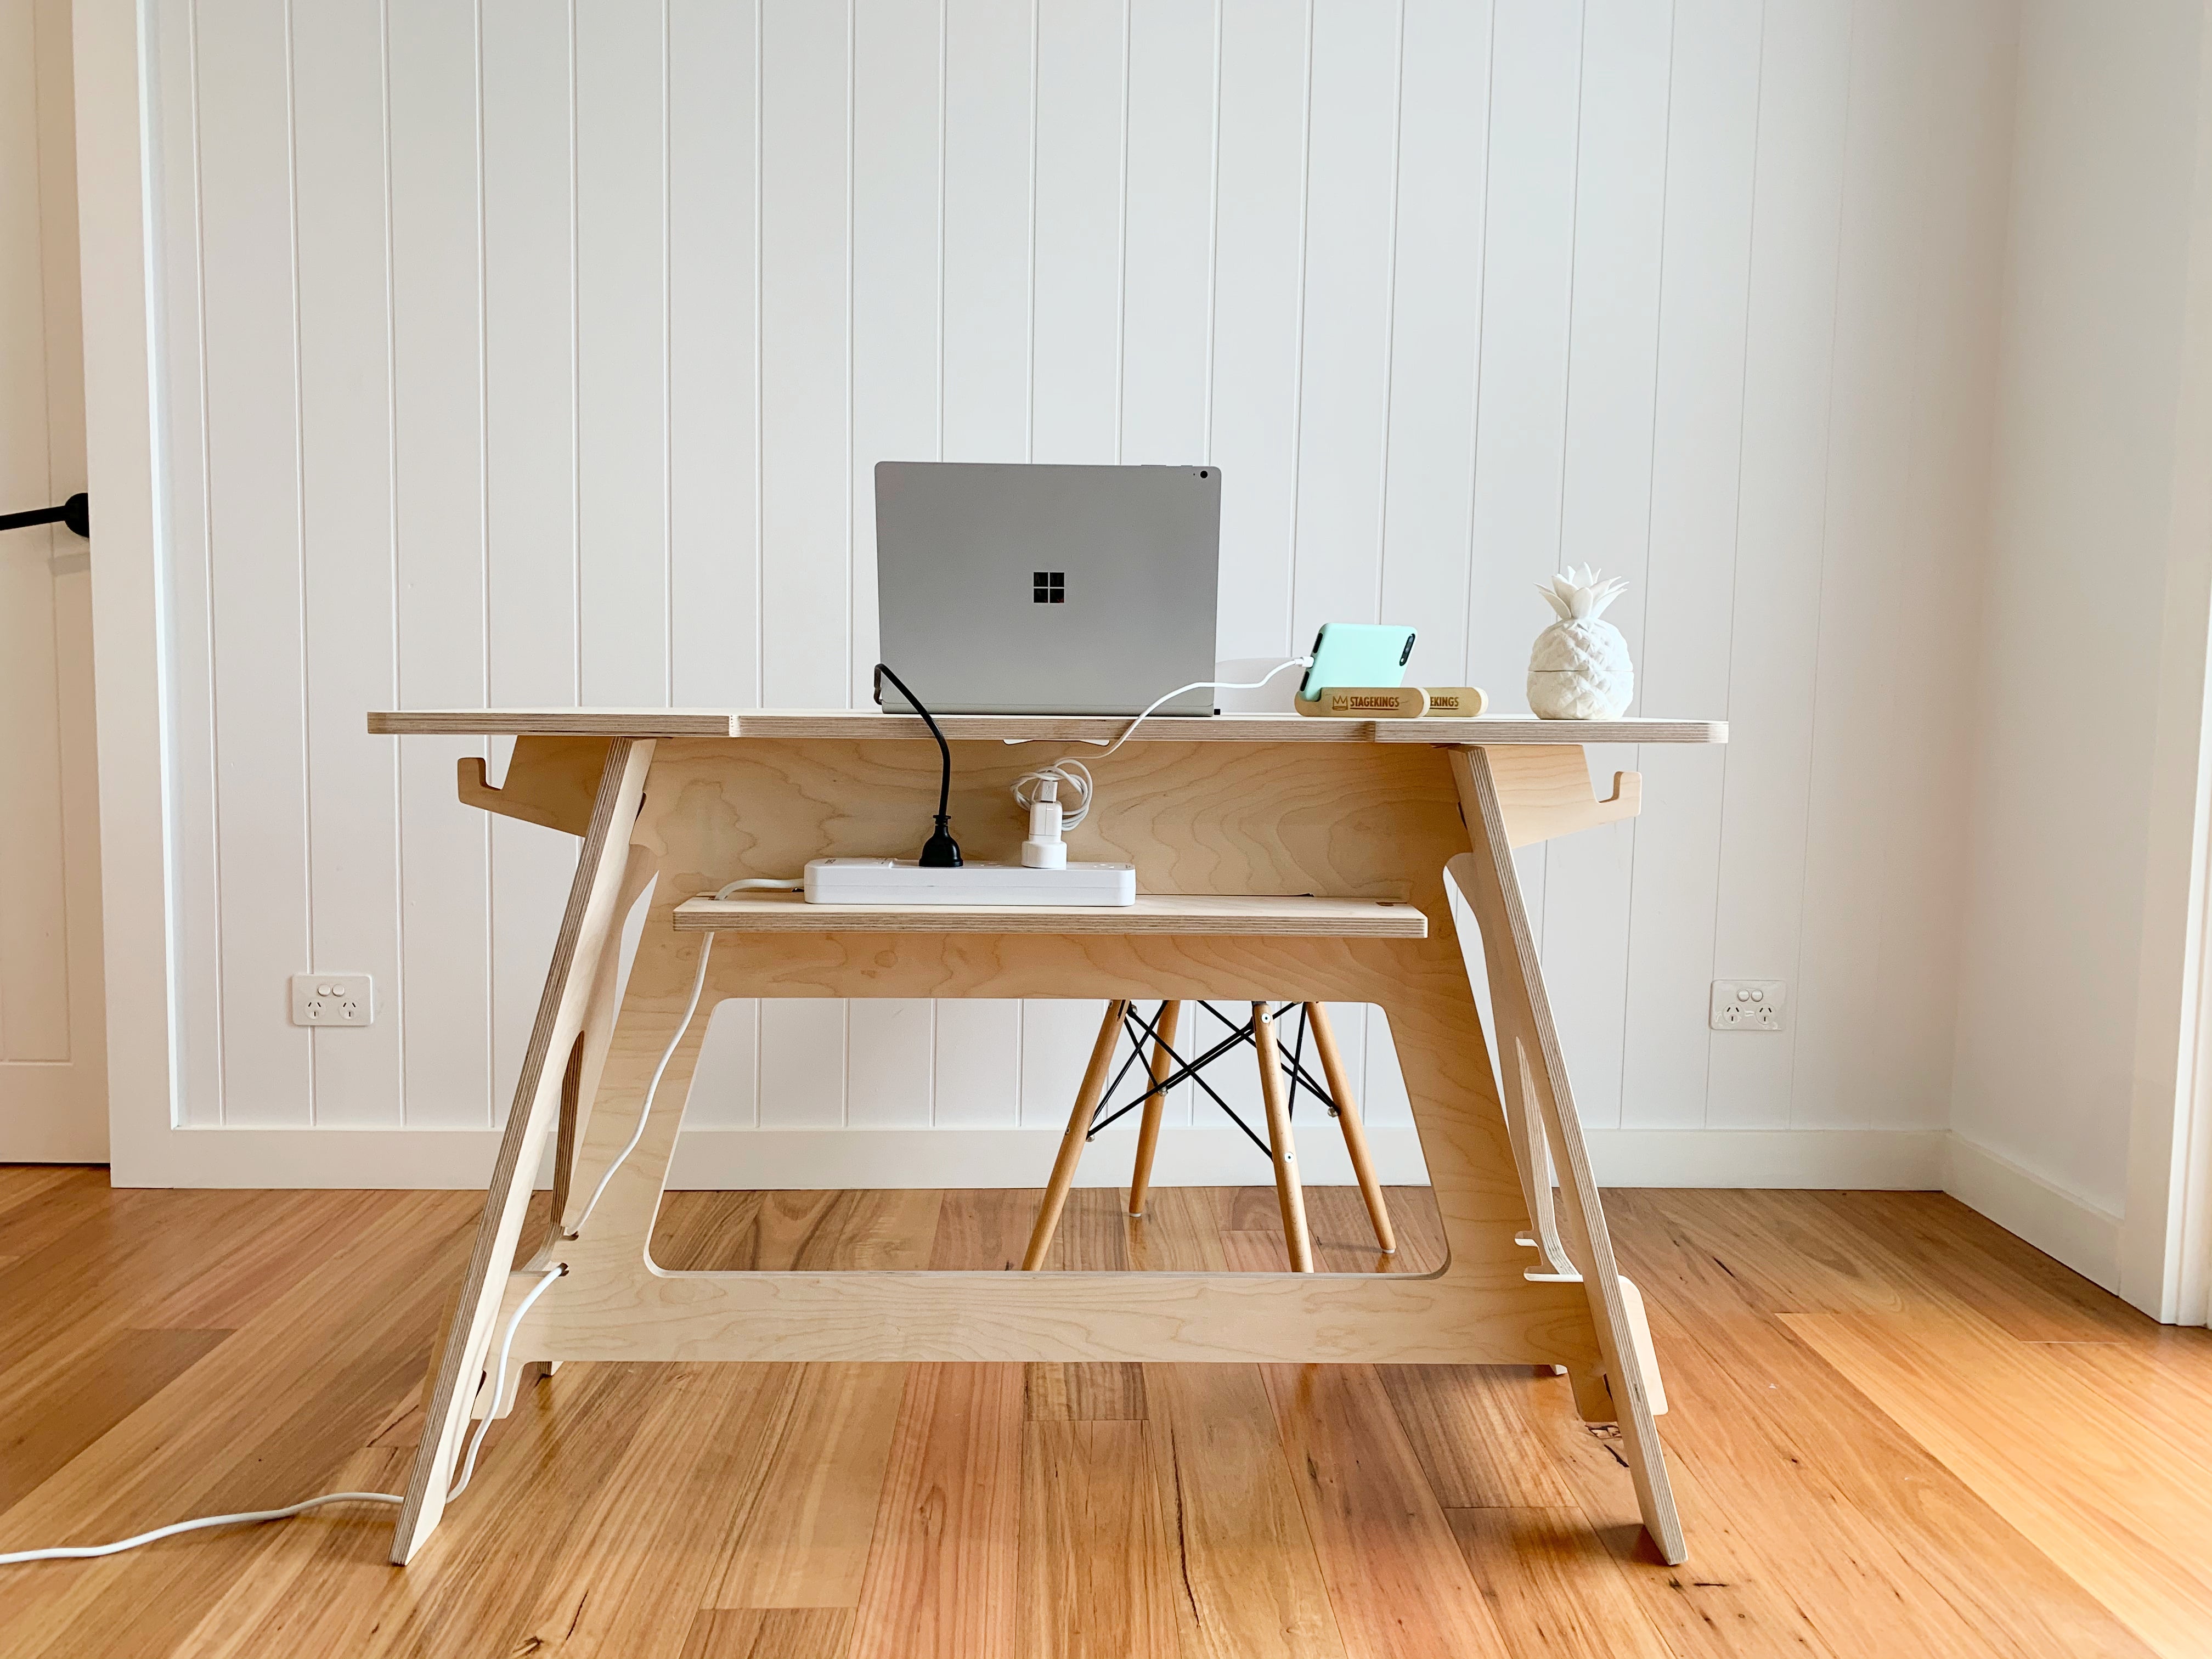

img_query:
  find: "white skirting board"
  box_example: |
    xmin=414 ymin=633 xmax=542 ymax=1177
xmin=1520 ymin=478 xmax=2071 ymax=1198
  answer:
xmin=112 ymin=1123 xmax=1949 ymax=1193
xmin=1943 ymin=1132 xmax=2124 ymax=1293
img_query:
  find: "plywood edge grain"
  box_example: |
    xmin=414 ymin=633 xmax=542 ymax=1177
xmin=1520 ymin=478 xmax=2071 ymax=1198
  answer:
xmin=671 ymin=893 xmax=1430 ymax=938
xmin=368 ymin=709 xmax=741 ymax=736
xmin=368 ymin=709 xmax=1728 ymax=744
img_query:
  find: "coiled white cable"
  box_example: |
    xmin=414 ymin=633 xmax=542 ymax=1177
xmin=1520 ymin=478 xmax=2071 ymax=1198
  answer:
xmin=1009 ymin=656 xmax=1313 ymax=829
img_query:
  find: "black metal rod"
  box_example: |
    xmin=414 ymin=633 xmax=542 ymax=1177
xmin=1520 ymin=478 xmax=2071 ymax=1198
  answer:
xmin=0 ymin=493 xmax=87 ymax=538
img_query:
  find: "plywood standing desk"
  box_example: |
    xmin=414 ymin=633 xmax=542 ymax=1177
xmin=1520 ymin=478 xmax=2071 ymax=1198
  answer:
xmin=366 ymin=708 xmax=1726 ymax=1565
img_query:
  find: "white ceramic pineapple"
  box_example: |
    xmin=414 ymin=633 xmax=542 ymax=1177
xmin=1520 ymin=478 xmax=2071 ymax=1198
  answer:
xmin=1527 ymin=565 xmax=1634 ymax=719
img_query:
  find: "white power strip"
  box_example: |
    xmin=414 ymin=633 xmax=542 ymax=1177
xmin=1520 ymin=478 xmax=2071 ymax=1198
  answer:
xmin=803 ymin=857 xmax=1136 ymax=906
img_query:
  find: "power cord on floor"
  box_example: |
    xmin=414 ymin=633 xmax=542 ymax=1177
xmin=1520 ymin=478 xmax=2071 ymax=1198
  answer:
xmin=0 ymin=1260 xmax=567 ymax=1566
xmin=0 ymin=977 xmax=701 ymax=1571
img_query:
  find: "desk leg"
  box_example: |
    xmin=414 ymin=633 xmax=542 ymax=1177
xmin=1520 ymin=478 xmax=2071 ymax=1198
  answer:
xmin=388 ymin=737 xmax=655 ymax=1565
xmin=1449 ymin=746 xmax=1686 ymax=1566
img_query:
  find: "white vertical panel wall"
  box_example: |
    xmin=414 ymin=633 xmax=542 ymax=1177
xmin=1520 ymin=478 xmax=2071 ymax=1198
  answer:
xmin=148 ymin=0 xmax=2013 ymax=1177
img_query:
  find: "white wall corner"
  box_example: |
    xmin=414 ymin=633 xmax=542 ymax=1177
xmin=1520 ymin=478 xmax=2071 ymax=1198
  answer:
xmin=1948 ymin=1132 xmax=2124 ymax=1295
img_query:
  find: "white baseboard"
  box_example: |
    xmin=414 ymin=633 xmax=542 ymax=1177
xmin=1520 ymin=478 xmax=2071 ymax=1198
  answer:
xmin=114 ymin=1122 xmax=1948 ymax=1192
xmin=1943 ymin=1132 xmax=2123 ymax=1293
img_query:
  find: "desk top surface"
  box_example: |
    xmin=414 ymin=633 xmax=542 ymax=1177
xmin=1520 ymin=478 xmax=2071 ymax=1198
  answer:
xmin=367 ymin=708 xmax=1726 ymax=745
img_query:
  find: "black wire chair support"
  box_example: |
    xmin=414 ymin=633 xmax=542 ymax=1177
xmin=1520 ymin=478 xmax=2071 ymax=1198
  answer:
xmin=1081 ymin=1000 xmax=1345 ymax=1159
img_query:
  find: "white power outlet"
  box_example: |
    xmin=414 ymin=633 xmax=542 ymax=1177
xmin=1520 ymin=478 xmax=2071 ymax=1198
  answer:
xmin=292 ymin=973 xmax=373 ymax=1027
xmin=1711 ymin=979 xmax=1786 ymax=1031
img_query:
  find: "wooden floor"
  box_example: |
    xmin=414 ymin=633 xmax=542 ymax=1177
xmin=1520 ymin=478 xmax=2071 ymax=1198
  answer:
xmin=1 ymin=1171 xmax=2208 ymax=1658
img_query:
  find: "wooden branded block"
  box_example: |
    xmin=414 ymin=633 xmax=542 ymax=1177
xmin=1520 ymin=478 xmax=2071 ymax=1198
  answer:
xmin=1294 ymin=686 xmax=1430 ymax=718
xmin=1419 ymin=686 xmax=1489 ymax=716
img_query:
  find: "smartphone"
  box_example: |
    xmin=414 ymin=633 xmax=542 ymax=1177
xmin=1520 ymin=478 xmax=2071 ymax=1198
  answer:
xmin=1299 ymin=623 xmax=1417 ymax=702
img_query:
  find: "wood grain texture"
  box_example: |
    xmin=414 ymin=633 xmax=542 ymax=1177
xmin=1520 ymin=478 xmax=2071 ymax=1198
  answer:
xmin=674 ymin=893 xmax=1430 ymax=937
xmin=0 ymin=1184 xmax=2205 ymax=1657
xmin=847 ymin=1363 xmax=1024 ymax=1659
xmin=369 ymin=708 xmax=1728 ymax=746
xmin=710 ymin=1362 xmax=908 ymax=1610
xmin=1261 ymin=1362 xmax=1511 ymax=1658
xmin=1019 ymin=1421 xmax=1179 ymax=1659
xmin=455 ymin=735 xmax=613 ymax=836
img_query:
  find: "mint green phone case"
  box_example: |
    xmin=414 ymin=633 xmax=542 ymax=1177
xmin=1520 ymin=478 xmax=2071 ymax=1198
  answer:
xmin=1299 ymin=623 xmax=1418 ymax=701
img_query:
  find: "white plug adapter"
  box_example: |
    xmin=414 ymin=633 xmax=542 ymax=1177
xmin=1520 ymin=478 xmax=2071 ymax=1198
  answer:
xmin=1022 ymin=777 xmax=1068 ymax=869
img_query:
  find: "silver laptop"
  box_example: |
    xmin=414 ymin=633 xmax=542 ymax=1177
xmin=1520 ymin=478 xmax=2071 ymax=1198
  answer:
xmin=873 ymin=462 xmax=1222 ymax=716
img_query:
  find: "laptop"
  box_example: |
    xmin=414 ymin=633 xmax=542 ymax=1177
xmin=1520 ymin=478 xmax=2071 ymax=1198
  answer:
xmin=872 ymin=461 xmax=1222 ymax=716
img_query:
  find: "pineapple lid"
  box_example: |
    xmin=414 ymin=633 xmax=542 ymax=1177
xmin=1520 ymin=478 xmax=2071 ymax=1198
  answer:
xmin=1536 ymin=565 xmax=1628 ymax=622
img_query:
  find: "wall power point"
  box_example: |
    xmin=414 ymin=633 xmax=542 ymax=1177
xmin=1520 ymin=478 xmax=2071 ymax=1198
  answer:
xmin=1711 ymin=979 xmax=1786 ymax=1031
xmin=292 ymin=973 xmax=374 ymax=1026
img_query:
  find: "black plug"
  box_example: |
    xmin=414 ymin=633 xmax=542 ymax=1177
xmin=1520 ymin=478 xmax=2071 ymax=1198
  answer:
xmin=872 ymin=663 xmax=963 ymax=868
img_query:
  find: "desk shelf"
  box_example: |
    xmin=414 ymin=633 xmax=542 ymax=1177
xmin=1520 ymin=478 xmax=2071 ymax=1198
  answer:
xmin=672 ymin=891 xmax=1429 ymax=938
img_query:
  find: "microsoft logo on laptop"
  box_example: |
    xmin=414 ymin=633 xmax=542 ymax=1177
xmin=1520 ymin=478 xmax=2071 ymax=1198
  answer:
xmin=1031 ymin=571 xmax=1065 ymax=604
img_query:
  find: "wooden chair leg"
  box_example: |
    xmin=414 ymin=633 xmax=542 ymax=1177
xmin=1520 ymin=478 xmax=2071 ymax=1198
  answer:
xmin=1022 ymin=999 xmax=1130 ymax=1271
xmin=1252 ymin=1002 xmax=1316 ymax=1272
xmin=1304 ymin=1003 xmax=1395 ymax=1255
xmin=1126 ymin=1000 xmax=1181 ymax=1217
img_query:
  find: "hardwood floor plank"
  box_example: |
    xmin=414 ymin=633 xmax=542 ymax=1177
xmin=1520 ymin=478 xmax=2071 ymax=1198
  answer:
xmin=714 ymin=1363 xmax=908 ymax=1611
xmin=1634 ymin=1293 xmax=2155 ymax=1659
xmin=0 ymin=1166 xmax=100 ymax=1230
xmin=163 ymin=1446 xmax=413 ymax=1659
xmin=1143 ymin=1363 xmax=1345 ymax=1659
xmin=1042 ymin=1187 xmax=1136 ymax=1272
xmin=1447 ymin=1505 xmax=1675 ymax=1659
xmin=847 ymin=1363 xmax=1024 ymax=1659
xmin=1260 ymin=1363 xmax=1510 ymax=1658
xmin=1784 ymin=1308 xmax=2212 ymax=1659
xmin=1220 ymin=1231 xmax=1295 ymax=1273
xmin=1813 ymin=1192 xmax=2149 ymax=1343
xmin=0 ymin=1193 xmax=471 ymax=1658
xmin=1528 ymin=1393 xmax=1846 ymax=1659
xmin=681 ymin=1606 xmax=855 ymax=1658
xmin=1025 ymin=1363 xmax=1147 ymax=1422
xmin=659 ymin=1189 xmax=945 ymax=1273
xmin=1377 ymin=1364 xmax=1580 ymax=1508
xmin=0 ymin=1327 xmax=229 ymax=1514
xmin=1125 ymin=1187 xmax=1231 ymax=1272
xmin=2 ymin=1185 xmax=2207 ymax=1659
xmin=1020 ymin=1421 xmax=1180 ymax=1659
xmin=651 ymin=1192 xmax=767 ymax=1271
xmin=491 ymin=1363 xmax=806 ymax=1658
xmin=2036 ymin=1332 xmax=2212 ymax=1470
xmin=928 ymin=1189 xmax=1037 ymax=1272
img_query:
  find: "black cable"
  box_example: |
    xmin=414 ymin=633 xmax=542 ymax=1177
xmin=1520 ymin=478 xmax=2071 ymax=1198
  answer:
xmin=872 ymin=663 xmax=962 ymax=867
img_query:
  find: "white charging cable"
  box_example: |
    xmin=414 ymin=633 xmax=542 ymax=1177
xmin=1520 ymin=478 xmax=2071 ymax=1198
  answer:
xmin=1009 ymin=656 xmax=1313 ymax=831
xmin=1 ymin=885 xmax=785 ymax=1568
xmin=0 ymin=1259 xmax=568 ymax=1565
xmin=564 ymin=932 xmax=718 ymax=1238
xmin=442 ymin=1264 xmax=567 ymax=1502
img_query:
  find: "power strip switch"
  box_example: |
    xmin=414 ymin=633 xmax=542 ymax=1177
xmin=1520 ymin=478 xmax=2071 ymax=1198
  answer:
xmin=1710 ymin=979 xmax=1786 ymax=1031
xmin=291 ymin=973 xmax=374 ymax=1026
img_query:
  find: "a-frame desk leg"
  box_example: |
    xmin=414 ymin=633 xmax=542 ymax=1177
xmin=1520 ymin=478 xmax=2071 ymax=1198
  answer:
xmin=1451 ymin=745 xmax=1686 ymax=1565
xmin=388 ymin=737 xmax=656 ymax=1565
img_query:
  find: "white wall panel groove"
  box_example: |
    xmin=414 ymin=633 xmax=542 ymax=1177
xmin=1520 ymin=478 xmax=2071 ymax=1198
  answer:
xmin=150 ymin=0 xmax=2011 ymax=1163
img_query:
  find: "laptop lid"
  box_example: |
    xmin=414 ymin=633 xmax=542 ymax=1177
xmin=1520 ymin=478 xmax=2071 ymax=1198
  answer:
xmin=873 ymin=461 xmax=1222 ymax=716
